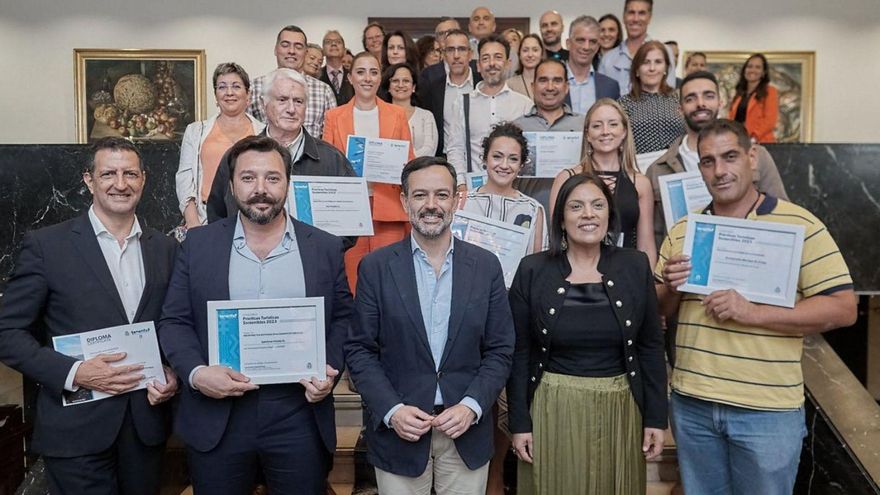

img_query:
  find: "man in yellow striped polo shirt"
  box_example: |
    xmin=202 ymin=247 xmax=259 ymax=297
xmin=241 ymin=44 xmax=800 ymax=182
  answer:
xmin=655 ymin=119 xmax=857 ymax=495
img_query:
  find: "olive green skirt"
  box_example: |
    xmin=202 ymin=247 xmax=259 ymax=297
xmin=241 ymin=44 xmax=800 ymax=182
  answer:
xmin=517 ymin=372 xmax=646 ymax=495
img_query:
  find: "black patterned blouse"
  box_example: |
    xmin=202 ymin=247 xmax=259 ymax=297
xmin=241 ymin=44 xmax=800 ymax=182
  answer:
xmin=619 ymin=92 xmax=687 ymax=154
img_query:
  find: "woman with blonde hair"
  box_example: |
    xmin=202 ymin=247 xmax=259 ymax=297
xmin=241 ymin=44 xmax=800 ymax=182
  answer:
xmin=549 ymin=98 xmax=656 ymax=266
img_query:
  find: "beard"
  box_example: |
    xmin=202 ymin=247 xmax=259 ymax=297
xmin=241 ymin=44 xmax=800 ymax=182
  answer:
xmin=236 ymin=192 xmax=285 ymax=225
xmin=410 ymin=206 xmax=453 ymax=239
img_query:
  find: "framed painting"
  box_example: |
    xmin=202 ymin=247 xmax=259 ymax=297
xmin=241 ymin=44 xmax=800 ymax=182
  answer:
xmin=74 ymin=49 xmax=206 ymax=143
xmin=686 ymin=51 xmax=815 ymax=143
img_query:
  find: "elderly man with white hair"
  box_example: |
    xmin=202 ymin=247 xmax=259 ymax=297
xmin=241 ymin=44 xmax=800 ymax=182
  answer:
xmin=207 ymin=68 xmax=356 ymax=229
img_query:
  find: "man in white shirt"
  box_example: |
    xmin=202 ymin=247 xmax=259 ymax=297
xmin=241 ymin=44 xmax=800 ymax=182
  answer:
xmin=598 ymin=0 xmax=677 ymax=93
xmin=0 ymin=137 xmax=179 ymax=495
xmin=445 ymin=33 xmax=532 ymax=184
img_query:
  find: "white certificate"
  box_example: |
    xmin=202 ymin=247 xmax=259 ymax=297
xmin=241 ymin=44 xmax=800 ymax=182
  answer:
xmin=521 ymin=132 xmax=583 ymax=178
xmin=346 ymin=135 xmax=410 ymax=184
xmin=635 ymin=149 xmax=666 ymax=174
xmin=207 ymin=298 xmax=326 ymax=385
xmin=287 ymin=175 xmax=374 ymax=236
xmin=465 ymin=171 xmax=488 ymax=190
xmin=657 ymin=171 xmax=712 ymax=232
xmin=451 ymin=210 xmax=530 ymax=288
xmin=52 ymin=322 xmax=165 ymax=407
xmin=681 ymin=214 xmax=805 ymax=308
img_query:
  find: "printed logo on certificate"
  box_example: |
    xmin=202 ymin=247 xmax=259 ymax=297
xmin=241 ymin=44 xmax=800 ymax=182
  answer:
xmin=657 ymin=171 xmax=711 ymax=232
xmin=451 ymin=210 xmax=530 ymax=288
xmin=346 ymin=135 xmax=410 ymax=184
xmin=207 ymin=298 xmax=327 ymax=385
xmin=465 ymin=171 xmax=488 ymax=190
xmin=519 ymin=132 xmax=582 ymax=178
xmin=681 ymin=214 xmax=805 ymax=308
xmin=287 ymin=175 xmax=374 ymax=236
xmin=52 ymin=322 xmax=166 ymax=406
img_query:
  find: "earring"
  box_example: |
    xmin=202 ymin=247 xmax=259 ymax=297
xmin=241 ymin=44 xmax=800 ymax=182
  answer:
xmin=561 ymin=230 xmax=568 ymax=251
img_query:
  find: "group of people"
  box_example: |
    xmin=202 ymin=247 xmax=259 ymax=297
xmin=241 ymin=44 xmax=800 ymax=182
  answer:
xmin=0 ymin=2 xmax=853 ymax=495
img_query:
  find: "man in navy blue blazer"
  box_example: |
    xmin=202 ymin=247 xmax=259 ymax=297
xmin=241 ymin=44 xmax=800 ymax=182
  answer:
xmin=0 ymin=137 xmax=178 ymax=495
xmin=563 ymin=15 xmax=621 ymax=114
xmin=159 ymin=135 xmax=352 ymax=494
xmin=345 ymin=156 xmax=514 ymax=494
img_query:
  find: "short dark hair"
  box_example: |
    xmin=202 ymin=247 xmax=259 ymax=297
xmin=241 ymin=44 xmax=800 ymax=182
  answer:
xmin=212 ymin=62 xmax=251 ymax=92
xmin=227 ymin=135 xmax=292 ymax=178
xmin=549 ymin=173 xmax=619 ymax=257
xmin=481 ymin=122 xmax=529 ymax=164
xmin=624 ymin=0 xmax=653 ymax=11
xmin=478 ymin=33 xmax=510 ymax=59
xmin=444 ymin=29 xmax=471 ymax=45
xmin=665 ymin=40 xmax=678 ymax=47
xmin=679 ymin=70 xmax=718 ymax=101
xmin=696 ymin=118 xmax=752 ymax=155
xmin=400 ymin=156 xmax=458 ymax=196
xmin=87 ymin=137 xmax=142 ymax=174
xmin=277 ymin=25 xmax=307 ymax=44
xmin=362 ymin=22 xmax=385 ymax=50
xmin=534 ymin=58 xmax=567 ymax=78
xmin=380 ymin=63 xmax=419 ymax=105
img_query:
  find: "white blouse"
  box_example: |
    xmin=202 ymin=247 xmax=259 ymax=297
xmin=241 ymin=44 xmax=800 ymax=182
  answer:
xmin=409 ymin=106 xmax=439 ymax=157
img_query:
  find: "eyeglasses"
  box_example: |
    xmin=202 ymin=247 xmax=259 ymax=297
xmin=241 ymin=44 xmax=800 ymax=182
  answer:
xmin=444 ymin=46 xmax=470 ymax=55
xmin=324 ymin=38 xmax=343 ymax=46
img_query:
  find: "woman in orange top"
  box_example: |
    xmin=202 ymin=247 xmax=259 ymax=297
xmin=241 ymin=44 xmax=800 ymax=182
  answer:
xmin=323 ymin=51 xmax=415 ymax=291
xmin=728 ymin=53 xmax=779 ymax=143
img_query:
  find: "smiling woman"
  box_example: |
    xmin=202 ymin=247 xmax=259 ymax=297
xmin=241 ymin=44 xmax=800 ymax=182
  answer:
xmin=175 ymin=62 xmax=264 ymax=227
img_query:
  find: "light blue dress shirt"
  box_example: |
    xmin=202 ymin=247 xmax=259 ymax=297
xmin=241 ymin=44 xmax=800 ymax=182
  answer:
xmin=567 ymin=65 xmax=598 ymax=115
xmin=383 ymin=235 xmax=483 ymax=426
xmin=228 ymin=213 xmax=305 ymax=301
xmin=598 ymin=36 xmax=677 ymax=94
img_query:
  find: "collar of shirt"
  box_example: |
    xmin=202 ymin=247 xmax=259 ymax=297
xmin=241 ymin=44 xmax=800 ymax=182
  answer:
xmin=566 ymin=64 xmax=595 ymax=85
xmin=445 ymin=68 xmax=474 ymax=89
xmin=472 ymin=81 xmax=512 ymax=98
xmin=523 ymin=103 xmax=576 ymax=118
xmin=233 ymin=211 xmax=297 ymax=258
xmin=88 ymin=205 xmax=142 ymax=242
xmin=410 ymin=233 xmax=455 ymax=260
xmin=613 ymin=34 xmax=655 ymax=62
xmin=266 ymin=127 xmax=306 ymax=163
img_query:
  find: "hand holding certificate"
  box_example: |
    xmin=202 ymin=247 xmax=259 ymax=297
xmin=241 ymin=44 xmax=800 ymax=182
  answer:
xmin=52 ymin=322 xmax=165 ymax=406
xmin=207 ymin=298 xmax=326 ymax=385
xmin=451 ymin=210 xmax=530 ymax=288
xmin=681 ymin=214 xmax=805 ymax=307
xmin=346 ymin=135 xmax=411 ymax=184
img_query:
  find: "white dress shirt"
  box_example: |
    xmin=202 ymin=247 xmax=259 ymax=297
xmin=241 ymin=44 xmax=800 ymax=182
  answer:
xmin=409 ymin=107 xmax=439 ymax=157
xmin=65 ymin=207 xmax=145 ymax=391
xmin=441 ymin=68 xmax=474 ymax=154
xmin=445 ymin=82 xmax=533 ymax=181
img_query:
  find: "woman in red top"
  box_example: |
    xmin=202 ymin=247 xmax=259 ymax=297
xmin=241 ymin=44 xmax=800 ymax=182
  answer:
xmin=728 ymin=53 xmax=779 ymax=143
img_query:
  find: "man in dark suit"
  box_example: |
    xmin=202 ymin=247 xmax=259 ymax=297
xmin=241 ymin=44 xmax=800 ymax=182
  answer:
xmin=0 ymin=137 xmax=178 ymax=495
xmin=159 ymin=135 xmax=352 ymax=494
xmin=563 ymin=15 xmax=621 ymax=113
xmin=417 ymin=29 xmax=482 ymax=157
xmin=345 ymin=156 xmax=514 ymax=494
xmin=319 ymin=30 xmax=354 ymax=105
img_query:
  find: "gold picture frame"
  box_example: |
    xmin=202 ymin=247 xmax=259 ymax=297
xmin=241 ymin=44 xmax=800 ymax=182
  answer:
xmin=685 ymin=51 xmax=815 ymax=143
xmin=74 ymin=48 xmax=206 ymax=143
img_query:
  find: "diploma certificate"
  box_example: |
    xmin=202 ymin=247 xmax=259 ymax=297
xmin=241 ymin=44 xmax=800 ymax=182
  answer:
xmin=346 ymin=135 xmax=410 ymax=184
xmin=52 ymin=322 xmax=165 ymax=406
xmin=657 ymin=171 xmax=712 ymax=232
xmin=207 ymin=298 xmax=326 ymax=385
xmin=287 ymin=175 xmax=374 ymax=236
xmin=521 ymin=132 xmax=582 ymax=178
xmin=451 ymin=210 xmax=530 ymax=287
xmin=681 ymin=214 xmax=805 ymax=307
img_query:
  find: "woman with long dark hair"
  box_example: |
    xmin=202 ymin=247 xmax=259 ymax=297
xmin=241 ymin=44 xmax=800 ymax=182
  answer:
xmin=506 ymin=34 xmax=545 ymax=100
xmin=728 ymin=53 xmax=779 ymax=143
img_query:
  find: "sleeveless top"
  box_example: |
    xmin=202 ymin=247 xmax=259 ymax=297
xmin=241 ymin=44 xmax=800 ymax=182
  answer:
xmin=566 ymin=167 xmax=639 ymax=249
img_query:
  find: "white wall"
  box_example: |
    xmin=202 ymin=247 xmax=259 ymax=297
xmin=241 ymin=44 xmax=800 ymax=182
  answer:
xmin=1 ymin=0 xmax=879 ymax=143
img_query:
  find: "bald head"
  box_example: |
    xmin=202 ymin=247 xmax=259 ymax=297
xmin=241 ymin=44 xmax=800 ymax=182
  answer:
xmin=469 ymin=7 xmax=496 ymax=38
xmin=539 ymin=10 xmax=565 ymax=49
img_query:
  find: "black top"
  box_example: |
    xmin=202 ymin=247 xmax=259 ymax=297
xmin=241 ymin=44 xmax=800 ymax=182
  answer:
xmin=734 ymin=92 xmax=751 ymax=123
xmin=546 ymin=48 xmax=569 ymax=62
xmin=548 ymin=283 xmax=625 ymax=376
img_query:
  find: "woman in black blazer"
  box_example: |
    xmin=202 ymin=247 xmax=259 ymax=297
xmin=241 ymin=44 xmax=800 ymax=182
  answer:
xmin=507 ymin=173 xmax=667 ymax=495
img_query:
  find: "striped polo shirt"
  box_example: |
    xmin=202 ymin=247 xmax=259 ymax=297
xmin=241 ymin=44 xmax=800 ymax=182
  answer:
xmin=655 ymin=196 xmax=853 ymax=410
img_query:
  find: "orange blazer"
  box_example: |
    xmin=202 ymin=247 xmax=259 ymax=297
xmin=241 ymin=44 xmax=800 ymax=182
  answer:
xmin=728 ymin=84 xmax=779 ymax=144
xmin=323 ymin=98 xmax=415 ymax=222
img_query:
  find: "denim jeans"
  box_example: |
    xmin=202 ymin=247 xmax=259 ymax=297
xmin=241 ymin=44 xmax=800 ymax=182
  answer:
xmin=671 ymin=391 xmax=807 ymax=495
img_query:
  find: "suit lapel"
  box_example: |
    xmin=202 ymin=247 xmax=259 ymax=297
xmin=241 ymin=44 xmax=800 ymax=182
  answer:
xmin=133 ymin=223 xmax=156 ymax=321
xmin=388 ymin=242 xmax=433 ymax=356
xmin=70 ymin=213 xmax=128 ymax=322
xmin=207 ymin=217 xmax=236 ymax=301
xmin=439 ymin=239 xmax=474 ymax=368
xmin=293 ymin=220 xmax=318 ymax=296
